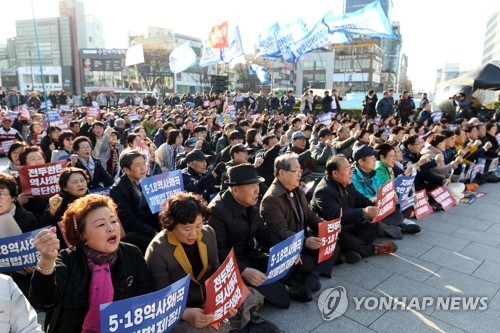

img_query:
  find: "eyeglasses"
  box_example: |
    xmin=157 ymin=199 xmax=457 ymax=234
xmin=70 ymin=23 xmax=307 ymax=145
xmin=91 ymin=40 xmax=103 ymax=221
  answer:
xmin=283 ymin=168 xmax=303 ymax=174
xmin=0 ymin=193 xmax=11 ymax=198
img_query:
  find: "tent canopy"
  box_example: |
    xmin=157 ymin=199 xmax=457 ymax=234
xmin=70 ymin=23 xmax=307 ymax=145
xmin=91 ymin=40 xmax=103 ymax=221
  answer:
xmin=437 ymin=63 xmax=500 ymax=91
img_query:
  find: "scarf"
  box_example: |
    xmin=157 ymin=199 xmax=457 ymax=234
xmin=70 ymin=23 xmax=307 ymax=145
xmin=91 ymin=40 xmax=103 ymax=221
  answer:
xmin=79 ymin=156 xmax=96 ymax=179
xmin=0 ymin=203 xmax=22 ymax=238
xmin=82 ymin=246 xmax=118 ymax=333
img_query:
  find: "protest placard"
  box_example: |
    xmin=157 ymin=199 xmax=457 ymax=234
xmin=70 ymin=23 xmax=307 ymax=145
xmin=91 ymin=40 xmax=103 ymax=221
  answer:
xmin=140 ymin=171 xmax=183 ymax=214
xmin=18 ymin=161 xmax=66 ymax=197
xmin=394 ymin=175 xmax=416 ymax=211
xmin=0 ymin=139 xmax=17 ymax=155
xmin=133 ymin=140 xmax=151 ymax=166
xmin=318 ymin=112 xmax=332 ymax=126
xmin=89 ymin=186 xmax=111 ymax=196
xmin=0 ymin=228 xmax=45 ymax=273
xmin=470 ymin=158 xmax=486 ymax=184
xmin=489 ymin=158 xmax=499 ymax=174
xmin=48 ymin=116 xmax=70 ymax=131
xmin=261 ymin=230 xmax=304 ymax=285
xmin=318 ymin=213 xmax=341 ymax=264
xmin=100 ymin=275 xmax=189 ymax=333
xmin=428 ymin=186 xmax=456 ymax=211
xmin=204 ymin=249 xmax=250 ymax=326
xmin=45 ymin=109 xmax=60 ymax=122
xmin=87 ymin=106 xmax=101 ymax=119
xmin=372 ymin=180 xmax=396 ymax=223
xmin=413 ymin=190 xmax=434 ymax=219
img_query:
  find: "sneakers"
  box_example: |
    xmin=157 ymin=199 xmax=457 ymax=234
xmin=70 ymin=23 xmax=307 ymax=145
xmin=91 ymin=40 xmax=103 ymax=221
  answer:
xmin=288 ymin=284 xmax=313 ymax=303
xmin=246 ymin=320 xmax=281 ymax=333
xmin=373 ymin=241 xmax=398 ymax=255
xmin=401 ymin=219 xmax=421 ymax=234
xmin=342 ymin=250 xmax=362 ymax=264
xmin=304 ymin=274 xmax=321 ymax=292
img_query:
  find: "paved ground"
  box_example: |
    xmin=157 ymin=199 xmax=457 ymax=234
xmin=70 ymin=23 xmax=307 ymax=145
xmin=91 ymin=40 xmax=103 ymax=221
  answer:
xmin=260 ymin=183 xmax=500 ymax=333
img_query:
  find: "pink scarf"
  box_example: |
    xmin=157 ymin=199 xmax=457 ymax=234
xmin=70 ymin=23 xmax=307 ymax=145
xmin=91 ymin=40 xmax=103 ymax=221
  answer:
xmin=82 ymin=246 xmax=118 ymax=333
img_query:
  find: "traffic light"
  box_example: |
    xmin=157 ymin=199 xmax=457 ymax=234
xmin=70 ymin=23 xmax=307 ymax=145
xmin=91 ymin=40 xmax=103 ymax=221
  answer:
xmin=211 ymin=75 xmax=229 ymax=93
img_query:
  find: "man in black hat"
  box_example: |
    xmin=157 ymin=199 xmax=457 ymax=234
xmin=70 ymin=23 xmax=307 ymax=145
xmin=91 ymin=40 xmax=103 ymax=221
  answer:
xmin=209 ymin=163 xmax=308 ymax=309
xmin=181 ymin=150 xmax=225 ymax=201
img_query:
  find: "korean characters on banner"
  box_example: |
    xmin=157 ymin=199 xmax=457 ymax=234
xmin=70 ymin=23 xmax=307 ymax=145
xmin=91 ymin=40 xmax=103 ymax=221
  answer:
xmin=204 ymin=249 xmax=250 ymax=326
xmin=317 ymin=112 xmax=332 ymax=126
xmin=470 ymin=158 xmax=486 ymax=184
xmin=140 ymin=171 xmax=184 ymax=214
xmin=413 ymin=190 xmax=434 ymax=220
xmin=318 ymin=211 xmax=341 ymax=264
xmin=428 ymin=186 xmax=456 ymax=211
xmin=89 ymin=186 xmax=111 ymax=196
xmin=261 ymin=230 xmax=304 ymax=285
xmin=0 ymin=228 xmax=46 ymax=273
xmin=100 ymin=275 xmax=190 ymax=333
xmin=18 ymin=161 xmax=67 ymax=197
xmin=394 ymin=175 xmax=416 ymax=211
xmin=0 ymin=139 xmax=17 ymax=155
xmin=87 ymin=106 xmax=101 ymax=119
xmin=372 ymin=180 xmax=396 ymax=223
xmin=49 ymin=116 xmax=70 ymax=131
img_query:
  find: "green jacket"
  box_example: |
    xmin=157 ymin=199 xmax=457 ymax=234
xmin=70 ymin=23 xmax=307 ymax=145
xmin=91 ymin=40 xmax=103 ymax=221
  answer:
xmin=375 ymin=160 xmax=392 ymax=184
xmin=351 ymin=165 xmax=384 ymax=200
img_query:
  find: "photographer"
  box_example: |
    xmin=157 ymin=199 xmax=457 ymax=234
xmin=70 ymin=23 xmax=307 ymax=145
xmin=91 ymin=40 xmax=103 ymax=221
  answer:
xmin=454 ymin=92 xmax=472 ymax=119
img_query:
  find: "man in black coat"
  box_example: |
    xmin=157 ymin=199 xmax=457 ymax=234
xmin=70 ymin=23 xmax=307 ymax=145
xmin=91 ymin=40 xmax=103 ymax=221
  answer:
xmin=109 ymin=150 xmax=159 ymax=253
xmin=208 ymin=164 xmax=292 ymax=308
xmin=311 ymin=155 xmax=398 ymax=263
xmin=255 ymin=133 xmax=287 ymax=187
xmin=181 ymin=150 xmax=225 ymax=202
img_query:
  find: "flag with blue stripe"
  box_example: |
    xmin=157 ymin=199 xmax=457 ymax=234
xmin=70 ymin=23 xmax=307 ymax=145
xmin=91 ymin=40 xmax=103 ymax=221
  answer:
xmin=249 ymin=64 xmax=270 ymax=85
xmin=221 ymin=26 xmax=244 ymax=64
xmin=169 ymin=41 xmax=197 ymax=73
xmin=199 ymin=40 xmax=222 ymax=68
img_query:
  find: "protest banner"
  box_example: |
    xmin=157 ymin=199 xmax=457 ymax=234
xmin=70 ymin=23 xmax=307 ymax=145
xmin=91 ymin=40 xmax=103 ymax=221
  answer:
xmin=0 ymin=228 xmax=45 ymax=273
xmin=45 ymin=109 xmax=60 ymax=122
xmin=413 ymin=190 xmax=434 ymax=219
xmin=89 ymin=186 xmax=111 ymax=196
xmin=470 ymin=158 xmax=486 ymax=184
xmin=372 ymin=180 xmax=396 ymax=223
xmin=318 ymin=212 xmax=341 ymax=264
xmin=261 ymin=230 xmax=304 ymax=285
xmin=87 ymin=106 xmax=101 ymax=119
xmin=18 ymin=161 xmax=66 ymax=197
xmin=428 ymin=186 xmax=456 ymax=211
xmin=222 ymin=114 xmax=232 ymax=124
xmin=204 ymin=249 xmax=250 ymax=326
xmin=140 ymin=171 xmax=183 ymax=214
xmin=133 ymin=139 xmax=151 ymax=166
xmin=100 ymin=275 xmax=189 ymax=333
xmin=489 ymin=158 xmax=498 ymax=174
xmin=394 ymin=175 xmax=416 ymax=211
xmin=48 ymin=116 xmax=70 ymax=131
xmin=18 ymin=106 xmax=31 ymax=120
xmin=0 ymin=139 xmax=17 ymax=154
xmin=317 ymin=112 xmax=332 ymax=126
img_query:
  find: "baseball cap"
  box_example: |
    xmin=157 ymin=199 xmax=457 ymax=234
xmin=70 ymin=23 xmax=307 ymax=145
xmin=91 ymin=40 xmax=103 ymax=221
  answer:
xmin=185 ymin=138 xmax=197 ymax=147
xmin=2 ymin=117 xmax=12 ymax=122
xmin=230 ymin=143 xmax=252 ymax=157
xmin=353 ymin=145 xmax=379 ymax=161
xmin=291 ymin=131 xmax=307 ymax=140
xmin=186 ymin=150 xmax=208 ymax=163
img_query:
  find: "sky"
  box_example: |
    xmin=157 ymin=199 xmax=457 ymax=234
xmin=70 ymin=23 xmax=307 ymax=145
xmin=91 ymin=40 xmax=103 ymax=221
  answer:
xmin=1 ymin=0 xmax=498 ymax=92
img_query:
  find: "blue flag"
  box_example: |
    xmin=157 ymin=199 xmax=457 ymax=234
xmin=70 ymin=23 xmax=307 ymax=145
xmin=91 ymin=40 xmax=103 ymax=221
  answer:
xmin=288 ymin=20 xmax=350 ymax=62
xmin=275 ymin=18 xmax=309 ymax=63
xmin=169 ymin=41 xmax=197 ymax=73
xmin=256 ymin=23 xmax=281 ymax=58
xmin=199 ymin=40 xmax=222 ymax=68
xmin=221 ymin=26 xmax=244 ymax=64
xmin=323 ymin=0 xmax=395 ymax=38
xmin=249 ymin=64 xmax=271 ymax=85
xmin=261 ymin=230 xmax=304 ymax=285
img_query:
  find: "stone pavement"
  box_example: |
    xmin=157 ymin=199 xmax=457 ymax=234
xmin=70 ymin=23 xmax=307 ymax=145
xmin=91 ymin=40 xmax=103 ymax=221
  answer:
xmin=260 ymin=183 xmax=500 ymax=333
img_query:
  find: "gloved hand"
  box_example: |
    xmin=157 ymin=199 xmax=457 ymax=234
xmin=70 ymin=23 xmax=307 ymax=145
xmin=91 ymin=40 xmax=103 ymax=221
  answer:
xmin=213 ymin=162 xmax=227 ymax=176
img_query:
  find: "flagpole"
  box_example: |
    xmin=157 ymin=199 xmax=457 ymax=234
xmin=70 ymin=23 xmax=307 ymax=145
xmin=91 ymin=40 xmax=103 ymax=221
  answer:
xmin=31 ymin=0 xmax=49 ymax=116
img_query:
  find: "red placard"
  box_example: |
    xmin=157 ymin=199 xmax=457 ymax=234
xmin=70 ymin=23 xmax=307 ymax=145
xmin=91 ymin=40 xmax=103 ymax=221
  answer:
xmin=428 ymin=186 xmax=456 ymax=211
xmin=318 ymin=210 xmax=342 ymax=264
xmin=372 ymin=180 xmax=396 ymax=223
xmin=87 ymin=106 xmax=100 ymax=119
xmin=204 ymin=249 xmax=250 ymax=327
xmin=18 ymin=161 xmax=67 ymax=197
xmin=0 ymin=139 xmax=17 ymax=154
xmin=413 ymin=190 xmax=434 ymax=219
